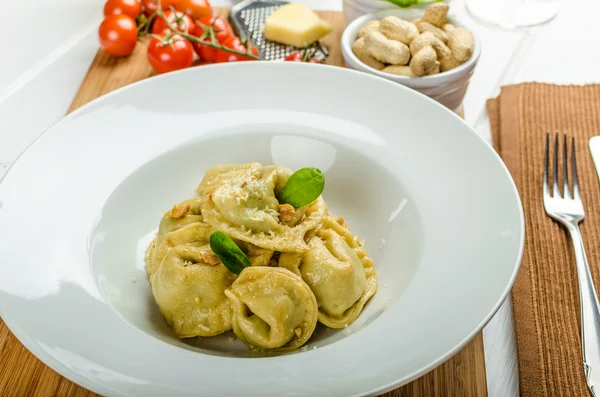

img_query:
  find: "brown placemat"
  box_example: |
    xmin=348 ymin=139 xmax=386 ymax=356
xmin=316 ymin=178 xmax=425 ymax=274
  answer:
xmin=488 ymin=83 xmax=600 ymax=396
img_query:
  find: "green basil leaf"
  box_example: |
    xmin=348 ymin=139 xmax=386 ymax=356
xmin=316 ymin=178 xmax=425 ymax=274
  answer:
xmin=279 ymin=167 xmax=325 ymax=208
xmin=209 ymin=232 xmax=251 ymax=274
xmin=382 ymin=0 xmax=441 ymax=7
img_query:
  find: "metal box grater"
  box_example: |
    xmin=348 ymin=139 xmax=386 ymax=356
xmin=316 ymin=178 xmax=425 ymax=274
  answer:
xmin=229 ymin=0 xmax=329 ymax=62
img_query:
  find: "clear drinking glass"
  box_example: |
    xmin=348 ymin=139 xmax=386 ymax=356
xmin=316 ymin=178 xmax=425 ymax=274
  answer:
xmin=465 ymin=0 xmax=559 ymax=28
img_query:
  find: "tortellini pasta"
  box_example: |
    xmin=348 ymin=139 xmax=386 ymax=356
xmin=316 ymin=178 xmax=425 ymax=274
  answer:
xmin=279 ymin=215 xmax=378 ymax=328
xmin=196 ymin=162 xmax=262 ymax=196
xmin=224 ymin=267 xmax=318 ymax=351
xmin=146 ymin=198 xmax=275 ymax=338
xmin=199 ymin=163 xmax=327 ymax=252
xmin=146 ymin=198 xmax=210 ymax=276
xmin=147 ymin=197 xmax=274 ymax=275
xmin=151 ymin=243 xmax=237 ymax=338
xmin=233 ymin=239 xmax=275 ymax=267
xmin=146 ymin=163 xmax=378 ymax=352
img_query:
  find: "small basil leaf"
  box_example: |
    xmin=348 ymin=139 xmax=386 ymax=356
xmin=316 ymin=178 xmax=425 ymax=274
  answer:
xmin=383 ymin=0 xmax=440 ymax=7
xmin=209 ymin=232 xmax=251 ymax=274
xmin=279 ymin=167 xmax=325 ymax=208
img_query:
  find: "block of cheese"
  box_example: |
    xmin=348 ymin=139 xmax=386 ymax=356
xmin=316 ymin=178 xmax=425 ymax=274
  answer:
xmin=263 ymin=3 xmax=333 ymax=48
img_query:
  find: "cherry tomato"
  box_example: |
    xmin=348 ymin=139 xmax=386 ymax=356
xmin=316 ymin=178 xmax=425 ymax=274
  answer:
xmin=141 ymin=0 xmax=178 ymax=17
xmin=103 ymin=0 xmax=142 ymax=18
xmin=284 ymin=51 xmax=303 ymax=62
xmin=178 ymin=0 xmax=212 ymax=19
xmin=284 ymin=50 xmax=321 ymax=63
xmin=215 ymin=37 xmax=259 ymax=63
xmin=190 ymin=18 xmax=233 ymax=62
xmin=147 ymin=34 xmax=194 ymax=74
xmin=152 ymin=9 xmax=196 ymax=34
xmin=196 ymin=16 xmax=233 ymax=42
xmin=190 ymin=32 xmax=217 ymax=62
xmin=98 ymin=15 xmax=138 ymax=57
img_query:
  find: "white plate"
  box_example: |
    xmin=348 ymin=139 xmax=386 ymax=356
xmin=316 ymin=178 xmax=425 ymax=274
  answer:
xmin=0 ymin=62 xmax=523 ymax=397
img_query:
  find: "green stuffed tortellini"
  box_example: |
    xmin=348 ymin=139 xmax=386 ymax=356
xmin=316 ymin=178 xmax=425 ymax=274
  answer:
xmin=199 ymin=163 xmax=326 ymax=252
xmin=279 ymin=215 xmax=377 ymax=328
xmin=150 ymin=242 xmax=237 ymax=338
xmin=224 ymin=266 xmax=318 ymax=351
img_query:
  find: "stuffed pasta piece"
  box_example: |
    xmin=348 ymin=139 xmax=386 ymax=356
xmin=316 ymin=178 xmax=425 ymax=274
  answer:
xmin=196 ymin=162 xmax=262 ymax=196
xmin=225 ymin=266 xmax=318 ymax=351
xmin=279 ymin=215 xmax=377 ymax=328
xmin=146 ymin=198 xmax=211 ymax=276
xmin=151 ymin=242 xmax=237 ymax=338
xmin=199 ymin=163 xmax=326 ymax=253
xmin=146 ymin=198 xmax=276 ymax=339
xmin=233 ymin=239 xmax=276 ymax=267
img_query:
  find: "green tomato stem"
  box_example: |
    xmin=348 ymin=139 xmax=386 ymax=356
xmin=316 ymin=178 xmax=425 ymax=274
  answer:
xmin=136 ymin=13 xmax=156 ymax=36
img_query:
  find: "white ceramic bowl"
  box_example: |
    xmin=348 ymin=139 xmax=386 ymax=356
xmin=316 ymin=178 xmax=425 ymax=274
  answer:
xmin=341 ymin=9 xmax=481 ymax=113
xmin=0 ymin=62 xmax=521 ymax=397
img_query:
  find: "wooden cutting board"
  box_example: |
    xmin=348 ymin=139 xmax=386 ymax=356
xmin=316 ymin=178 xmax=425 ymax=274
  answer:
xmin=0 ymin=9 xmax=487 ymax=397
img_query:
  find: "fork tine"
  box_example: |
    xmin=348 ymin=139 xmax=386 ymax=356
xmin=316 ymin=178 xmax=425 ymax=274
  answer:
xmin=543 ymin=132 xmax=550 ymax=198
xmin=573 ymin=136 xmax=581 ymax=200
xmin=553 ymin=132 xmax=560 ymax=197
xmin=563 ymin=134 xmax=571 ymax=199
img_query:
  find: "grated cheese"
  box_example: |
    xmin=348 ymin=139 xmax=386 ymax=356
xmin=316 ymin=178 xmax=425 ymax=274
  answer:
xmin=198 ymin=323 xmax=210 ymax=332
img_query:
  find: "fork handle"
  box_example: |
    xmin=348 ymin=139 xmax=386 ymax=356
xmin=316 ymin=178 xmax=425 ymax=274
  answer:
xmin=567 ymin=222 xmax=600 ymax=395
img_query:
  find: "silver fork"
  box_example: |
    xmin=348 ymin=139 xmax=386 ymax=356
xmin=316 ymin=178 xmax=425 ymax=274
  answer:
xmin=544 ymin=132 xmax=600 ymax=396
